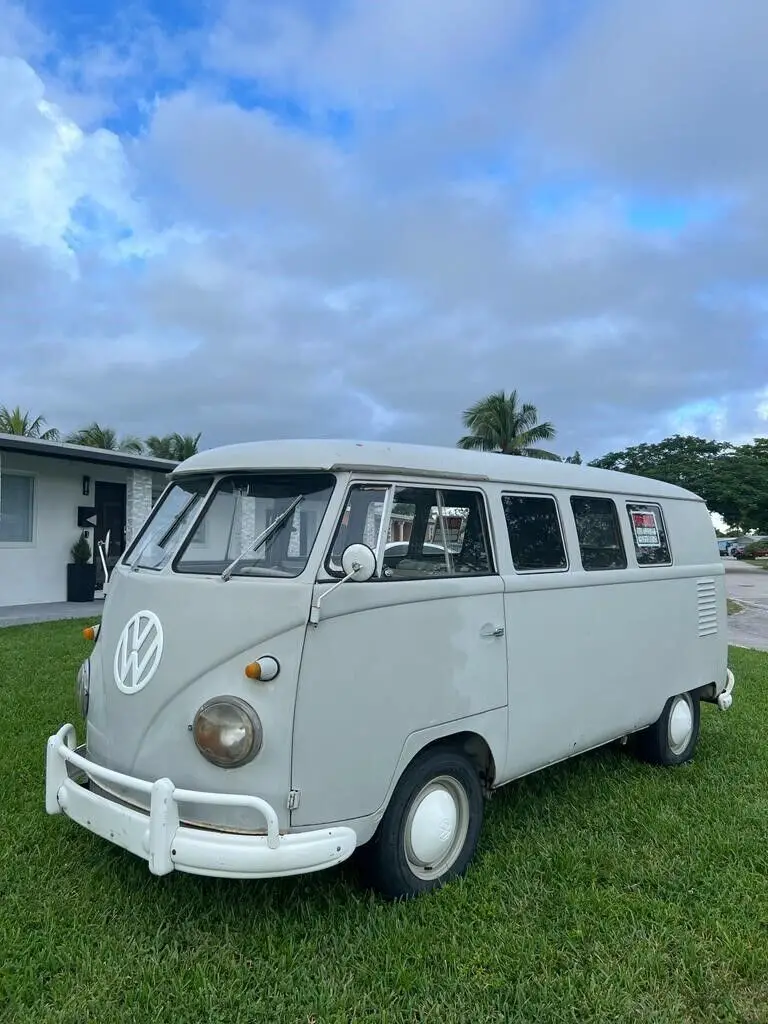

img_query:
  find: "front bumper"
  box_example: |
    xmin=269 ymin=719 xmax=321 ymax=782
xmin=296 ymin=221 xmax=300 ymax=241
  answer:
xmin=45 ymin=724 xmax=357 ymax=879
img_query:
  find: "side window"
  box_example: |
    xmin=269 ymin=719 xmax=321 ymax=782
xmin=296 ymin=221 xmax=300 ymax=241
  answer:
xmin=326 ymin=485 xmax=389 ymax=576
xmin=382 ymin=486 xmax=493 ymax=579
xmin=502 ymin=494 xmax=568 ymax=571
xmin=570 ymin=496 xmax=627 ymax=570
xmin=627 ymin=502 xmax=672 ymax=566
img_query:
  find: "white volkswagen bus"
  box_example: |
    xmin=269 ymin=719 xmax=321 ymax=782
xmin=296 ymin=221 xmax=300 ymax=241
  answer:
xmin=45 ymin=440 xmax=735 ymax=899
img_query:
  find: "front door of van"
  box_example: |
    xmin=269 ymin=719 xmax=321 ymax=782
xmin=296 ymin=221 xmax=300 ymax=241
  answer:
xmin=290 ymin=482 xmax=509 ymax=828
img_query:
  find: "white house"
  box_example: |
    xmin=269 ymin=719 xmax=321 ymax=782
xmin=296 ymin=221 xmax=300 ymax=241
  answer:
xmin=0 ymin=433 xmax=177 ymax=608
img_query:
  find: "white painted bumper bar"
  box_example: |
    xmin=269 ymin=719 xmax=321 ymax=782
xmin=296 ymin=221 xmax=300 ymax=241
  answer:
xmin=45 ymin=725 xmax=357 ymax=879
xmin=717 ymin=669 xmax=735 ymax=711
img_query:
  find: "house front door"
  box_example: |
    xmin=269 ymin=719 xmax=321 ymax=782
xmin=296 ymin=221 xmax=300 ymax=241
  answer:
xmin=93 ymin=481 xmax=126 ymax=588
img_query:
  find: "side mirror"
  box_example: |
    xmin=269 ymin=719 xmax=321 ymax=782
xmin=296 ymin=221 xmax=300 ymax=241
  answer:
xmin=341 ymin=543 xmax=376 ymax=582
xmin=309 ymin=543 xmax=377 ymax=625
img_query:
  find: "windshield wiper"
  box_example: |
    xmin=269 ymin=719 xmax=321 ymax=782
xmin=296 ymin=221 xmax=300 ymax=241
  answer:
xmin=220 ymin=494 xmax=304 ymax=581
xmin=130 ymin=492 xmax=202 ymax=570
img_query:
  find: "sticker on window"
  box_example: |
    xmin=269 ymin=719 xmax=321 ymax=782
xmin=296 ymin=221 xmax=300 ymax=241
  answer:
xmin=630 ymin=510 xmax=660 ymax=547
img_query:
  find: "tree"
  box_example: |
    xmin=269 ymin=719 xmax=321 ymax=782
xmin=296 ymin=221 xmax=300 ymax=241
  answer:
xmin=589 ymin=434 xmax=768 ymax=534
xmin=457 ymin=390 xmax=559 ymax=459
xmin=145 ymin=432 xmax=202 ymax=461
xmin=0 ymin=405 xmax=60 ymax=440
xmin=564 ymin=450 xmax=583 ymax=464
xmin=66 ymin=423 xmax=144 ymax=453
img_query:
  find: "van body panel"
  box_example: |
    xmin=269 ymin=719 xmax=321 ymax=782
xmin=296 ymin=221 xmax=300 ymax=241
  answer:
xmin=290 ymin=575 xmax=508 ymax=826
xmin=498 ymin=571 xmax=727 ymax=781
xmin=85 ymin=566 xmax=312 ymax=830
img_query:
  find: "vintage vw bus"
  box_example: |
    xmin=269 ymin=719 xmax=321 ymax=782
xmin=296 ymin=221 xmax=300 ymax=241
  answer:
xmin=45 ymin=440 xmax=735 ymax=899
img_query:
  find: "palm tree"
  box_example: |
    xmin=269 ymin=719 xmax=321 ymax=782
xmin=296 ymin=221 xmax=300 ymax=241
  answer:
xmin=66 ymin=422 xmax=145 ymax=453
xmin=457 ymin=389 xmax=559 ymax=459
xmin=0 ymin=405 xmax=60 ymax=440
xmin=145 ymin=432 xmax=202 ymax=461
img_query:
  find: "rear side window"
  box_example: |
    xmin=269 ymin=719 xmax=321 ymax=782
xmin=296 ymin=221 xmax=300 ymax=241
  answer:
xmin=502 ymin=495 xmax=568 ymax=571
xmin=627 ymin=502 xmax=672 ymax=566
xmin=570 ymin=496 xmax=627 ymax=570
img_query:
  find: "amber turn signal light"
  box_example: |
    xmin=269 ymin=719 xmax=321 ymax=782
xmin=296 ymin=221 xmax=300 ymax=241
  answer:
xmin=244 ymin=656 xmax=279 ymax=682
xmin=82 ymin=624 xmax=99 ymax=641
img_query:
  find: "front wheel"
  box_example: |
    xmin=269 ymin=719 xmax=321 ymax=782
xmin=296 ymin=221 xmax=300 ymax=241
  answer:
xmin=634 ymin=690 xmax=700 ymax=765
xmin=358 ymin=746 xmax=484 ymax=900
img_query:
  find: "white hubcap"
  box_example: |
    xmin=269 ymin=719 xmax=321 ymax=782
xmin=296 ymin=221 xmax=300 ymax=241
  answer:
xmin=668 ymin=696 xmax=694 ymax=754
xmin=404 ymin=776 xmax=470 ymax=880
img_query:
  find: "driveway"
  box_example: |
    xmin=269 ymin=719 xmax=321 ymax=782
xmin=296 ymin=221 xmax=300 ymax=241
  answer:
xmin=725 ymin=559 xmax=768 ymax=652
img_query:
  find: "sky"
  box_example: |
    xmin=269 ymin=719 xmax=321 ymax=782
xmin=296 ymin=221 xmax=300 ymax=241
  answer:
xmin=1 ymin=0 xmax=767 ymax=461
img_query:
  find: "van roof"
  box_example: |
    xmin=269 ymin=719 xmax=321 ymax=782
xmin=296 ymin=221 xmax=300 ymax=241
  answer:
xmin=173 ymin=438 xmax=702 ymax=501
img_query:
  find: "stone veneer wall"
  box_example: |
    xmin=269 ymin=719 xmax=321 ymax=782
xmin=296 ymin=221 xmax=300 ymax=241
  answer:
xmin=126 ymin=469 xmax=154 ymax=544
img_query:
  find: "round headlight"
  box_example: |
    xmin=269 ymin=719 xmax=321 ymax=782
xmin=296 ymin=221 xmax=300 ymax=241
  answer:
xmin=192 ymin=696 xmax=263 ymax=768
xmin=75 ymin=659 xmax=90 ymax=717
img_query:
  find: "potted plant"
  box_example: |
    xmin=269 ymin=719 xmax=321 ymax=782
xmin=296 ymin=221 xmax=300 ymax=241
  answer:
xmin=67 ymin=531 xmax=96 ymax=602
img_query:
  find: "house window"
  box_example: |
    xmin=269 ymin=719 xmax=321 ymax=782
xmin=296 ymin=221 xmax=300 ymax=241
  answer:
xmin=502 ymin=494 xmax=568 ymax=571
xmin=0 ymin=473 xmax=34 ymax=543
xmin=627 ymin=502 xmax=672 ymax=566
xmin=570 ymin=496 xmax=627 ymax=570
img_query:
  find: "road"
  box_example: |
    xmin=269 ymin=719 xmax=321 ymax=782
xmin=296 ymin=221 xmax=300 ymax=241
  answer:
xmin=725 ymin=558 xmax=768 ymax=652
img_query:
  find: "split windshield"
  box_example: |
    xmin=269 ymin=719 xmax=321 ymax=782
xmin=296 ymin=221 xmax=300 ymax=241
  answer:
xmin=124 ymin=471 xmax=337 ymax=577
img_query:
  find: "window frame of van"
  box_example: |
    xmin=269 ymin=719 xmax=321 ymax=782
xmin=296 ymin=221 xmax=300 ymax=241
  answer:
xmin=569 ymin=494 xmax=628 ymax=572
xmin=169 ymin=470 xmax=340 ymax=579
xmin=625 ymin=500 xmax=673 ymax=567
xmin=500 ymin=491 xmax=570 ymax=574
xmin=321 ymin=479 xmax=498 ymax=581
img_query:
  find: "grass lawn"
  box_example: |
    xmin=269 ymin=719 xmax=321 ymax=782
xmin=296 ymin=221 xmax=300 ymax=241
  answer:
xmin=2 ymin=620 xmax=768 ymax=1024
xmin=727 ymin=598 xmax=744 ymax=615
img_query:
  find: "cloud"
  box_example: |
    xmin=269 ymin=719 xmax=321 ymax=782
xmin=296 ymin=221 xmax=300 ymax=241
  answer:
xmin=521 ymin=0 xmax=768 ymax=190
xmin=206 ymin=0 xmax=530 ymax=110
xmin=0 ymin=0 xmax=766 ymax=466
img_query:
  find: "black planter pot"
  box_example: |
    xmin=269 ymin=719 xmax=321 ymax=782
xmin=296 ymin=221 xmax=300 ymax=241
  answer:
xmin=67 ymin=563 xmax=96 ymax=602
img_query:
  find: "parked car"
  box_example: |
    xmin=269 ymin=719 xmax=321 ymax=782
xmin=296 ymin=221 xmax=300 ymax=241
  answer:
xmin=733 ymin=540 xmax=768 ymax=559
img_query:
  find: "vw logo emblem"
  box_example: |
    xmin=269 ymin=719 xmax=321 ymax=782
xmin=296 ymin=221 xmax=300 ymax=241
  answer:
xmin=113 ymin=610 xmax=164 ymax=694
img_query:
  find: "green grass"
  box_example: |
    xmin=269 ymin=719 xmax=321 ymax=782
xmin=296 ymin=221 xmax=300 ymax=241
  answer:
xmin=727 ymin=599 xmax=744 ymax=615
xmin=2 ymin=620 xmax=767 ymax=1024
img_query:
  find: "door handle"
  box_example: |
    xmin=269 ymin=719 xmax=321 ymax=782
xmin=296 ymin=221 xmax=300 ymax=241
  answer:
xmin=480 ymin=624 xmax=505 ymax=638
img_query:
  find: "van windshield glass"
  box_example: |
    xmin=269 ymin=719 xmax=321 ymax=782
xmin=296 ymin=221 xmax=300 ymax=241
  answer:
xmin=123 ymin=476 xmax=214 ymax=571
xmin=174 ymin=472 xmax=337 ymax=578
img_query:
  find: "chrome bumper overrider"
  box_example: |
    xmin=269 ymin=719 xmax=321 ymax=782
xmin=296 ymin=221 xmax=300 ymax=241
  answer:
xmin=45 ymin=724 xmax=357 ymax=879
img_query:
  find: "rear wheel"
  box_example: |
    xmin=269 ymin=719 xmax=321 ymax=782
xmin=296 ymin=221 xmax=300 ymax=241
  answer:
xmin=635 ymin=690 xmax=700 ymax=765
xmin=358 ymin=746 xmax=484 ymax=900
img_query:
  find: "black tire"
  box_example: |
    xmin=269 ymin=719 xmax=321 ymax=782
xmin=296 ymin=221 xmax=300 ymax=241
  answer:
xmin=634 ymin=690 xmax=701 ymax=766
xmin=357 ymin=745 xmax=484 ymax=900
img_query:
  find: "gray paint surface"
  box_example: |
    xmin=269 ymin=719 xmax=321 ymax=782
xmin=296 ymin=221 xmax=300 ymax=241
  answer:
xmin=0 ymin=600 xmax=104 ymax=628
xmin=725 ymin=560 xmax=768 ymax=652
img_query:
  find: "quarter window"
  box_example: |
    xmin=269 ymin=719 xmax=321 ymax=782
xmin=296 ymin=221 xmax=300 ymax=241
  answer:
xmin=627 ymin=502 xmax=672 ymax=566
xmin=326 ymin=485 xmax=389 ymax=575
xmin=570 ymin=496 xmax=627 ymax=571
xmin=0 ymin=473 xmax=34 ymax=543
xmin=502 ymin=494 xmax=567 ymax=571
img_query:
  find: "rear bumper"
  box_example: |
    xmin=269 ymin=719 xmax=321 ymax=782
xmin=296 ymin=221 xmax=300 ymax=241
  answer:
xmin=716 ymin=668 xmax=735 ymax=711
xmin=701 ymin=668 xmax=735 ymax=710
xmin=45 ymin=724 xmax=357 ymax=879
